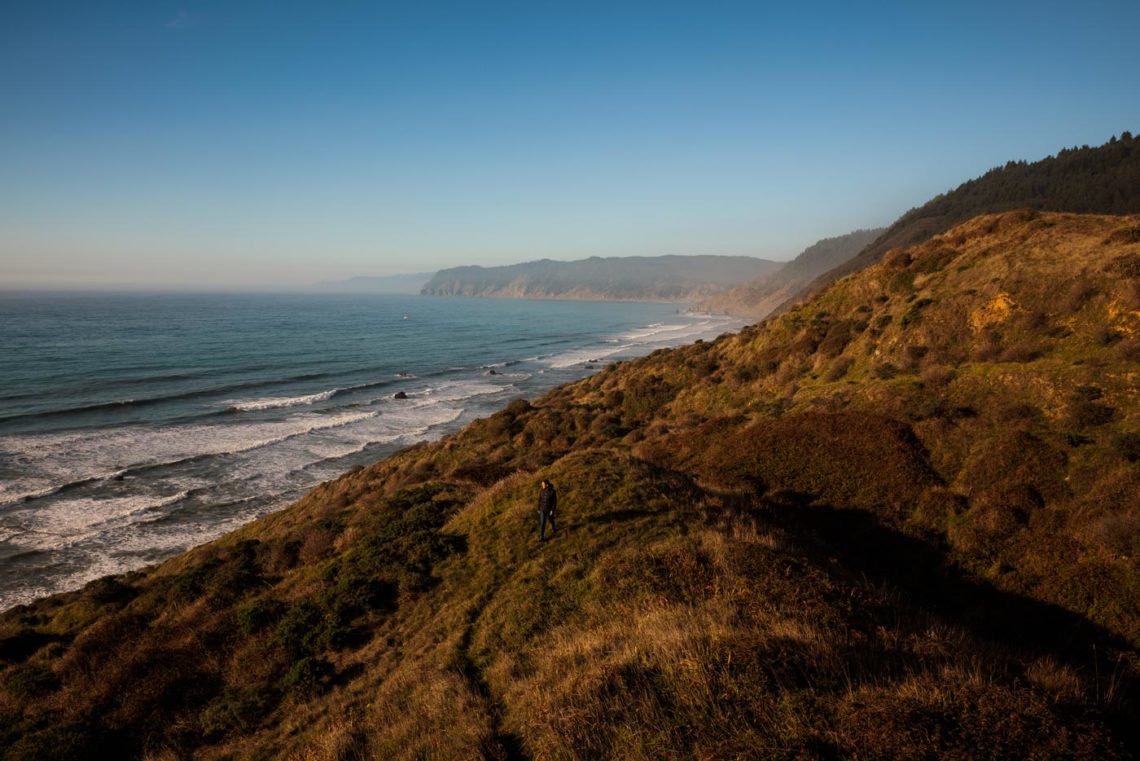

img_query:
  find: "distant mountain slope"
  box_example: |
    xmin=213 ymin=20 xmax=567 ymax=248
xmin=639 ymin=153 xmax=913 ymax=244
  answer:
xmin=421 ymin=255 xmax=781 ymax=302
xmin=791 ymin=132 xmax=1140 ymax=308
xmin=3 ymin=210 xmax=1138 ymax=759
xmin=696 ymin=228 xmax=883 ymax=317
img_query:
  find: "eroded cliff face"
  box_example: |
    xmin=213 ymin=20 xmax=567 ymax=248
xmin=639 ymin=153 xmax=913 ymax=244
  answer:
xmin=2 ymin=211 xmax=1139 ymax=760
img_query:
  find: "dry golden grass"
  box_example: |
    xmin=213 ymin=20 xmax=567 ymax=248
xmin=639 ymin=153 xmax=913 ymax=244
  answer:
xmin=363 ymin=667 xmax=497 ymax=760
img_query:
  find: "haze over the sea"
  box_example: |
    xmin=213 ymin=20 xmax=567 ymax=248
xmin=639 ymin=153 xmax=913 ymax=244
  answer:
xmin=2 ymin=1 xmax=1138 ymax=290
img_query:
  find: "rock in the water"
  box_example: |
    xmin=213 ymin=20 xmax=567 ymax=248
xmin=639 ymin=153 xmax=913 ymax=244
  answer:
xmin=393 ymin=391 xmax=408 ymax=400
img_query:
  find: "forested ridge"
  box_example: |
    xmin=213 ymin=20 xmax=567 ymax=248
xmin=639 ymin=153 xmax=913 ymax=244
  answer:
xmin=799 ymin=132 xmax=1140 ymax=299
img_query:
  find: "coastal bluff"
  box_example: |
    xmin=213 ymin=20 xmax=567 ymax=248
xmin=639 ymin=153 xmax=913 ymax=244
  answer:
xmin=2 ymin=210 xmax=1138 ymax=759
xmin=420 ymin=254 xmax=781 ymax=302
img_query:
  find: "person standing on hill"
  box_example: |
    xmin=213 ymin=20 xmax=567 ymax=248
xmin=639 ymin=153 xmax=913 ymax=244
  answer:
xmin=537 ymin=479 xmax=557 ymax=541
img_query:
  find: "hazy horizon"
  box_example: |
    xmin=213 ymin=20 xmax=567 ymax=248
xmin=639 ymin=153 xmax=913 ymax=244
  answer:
xmin=0 ymin=251 xmax=788 ymax=295
xmin=3 ymin=1 xmax=1138 ymax=290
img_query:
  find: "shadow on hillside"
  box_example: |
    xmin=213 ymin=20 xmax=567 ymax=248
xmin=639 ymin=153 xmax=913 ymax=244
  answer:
xmin=587 ymin=508 xmax=662 ymax=526
xmin=739 ymin=493 xmax=1139 ymax=745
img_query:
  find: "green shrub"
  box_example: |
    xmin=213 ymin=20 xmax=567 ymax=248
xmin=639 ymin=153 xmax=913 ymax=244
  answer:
xmin=236 ymin=597 xmax=287 ymax=635
xmin=1094 ymin=327 xmax=1121 ymax=346
xmin=1115 ymin=336 xmax=1140 ymax=362
xmin=279 ymin=657 xmax=333 ymax=697
xmin=888 ymin=269 xmax=915 ymax=293
xmin=272 ymin=601 xmax=325 ymax=657
xmin=1062 ymin=275 xmax=1099 ymax=313
xmin=322 ymin=573 xmax=397 ymax=619
xmin=899 ymin=298 xmax=934 ymax=326
xmin=1114 ymin=432 xmax=1140 ymax=463
xmin=621 ymin=374 xmax=678 ymax=420
xmin=3 ymin=722 xmax=117 ymax=761
xmin=685 ymin=356 xmax=719 ymax=376
xmin=82 ymin=576 xmax=139 ymax=607
xmin=1073 ymin=385 xmax=1104 ymax=401
xmin=1107 ymin=251 xmax=1140 ymax=277
xmin=1066 ymin=399 xmax=1115 ymax=429
xmin=824 ymin=356 xmax=854 ymax=382
xmin=873 ymin=362 xmax=899 ymax=379
xmin=905 ymin=345 xmax=929 ymax=363
xmin=199 ymin=687 xmax=275 ymax=739
xmin=958 ymin=431 xmax=1068 ymax=504
xmin=972 ymin=327 xmax=1004 ymax=361
xmin=168 ymin=540 xmax=266 ymax=606
xmin=731 ymin=365 xmax=758 ymax=384
xmin=998 ymin=341 xmax=1044 ymax=362
xmin=913 ymin=248 xmax=960 ymax=274
xmin=3 ymin=663 xmax=59 ymax=700
xmin=818 ymin=321 xmax=855 ymax=357
xmin=913 ymin=488 xmax=968 ymax=528
xmin=0 ymin=628 xmax=58 ymax=663
xmin=450 ymin=460 xmax=513 ymax=486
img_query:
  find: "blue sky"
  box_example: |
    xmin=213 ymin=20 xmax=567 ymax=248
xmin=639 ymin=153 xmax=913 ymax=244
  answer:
xmin=2 ymin=1 xmax=1138 ymax=289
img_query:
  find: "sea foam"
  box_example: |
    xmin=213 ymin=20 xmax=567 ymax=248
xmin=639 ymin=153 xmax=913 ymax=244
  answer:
xmin=227 ymin=388 xmax=341 ymax=411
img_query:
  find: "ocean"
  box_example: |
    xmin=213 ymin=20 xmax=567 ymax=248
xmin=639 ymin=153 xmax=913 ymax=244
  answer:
xmin=0 ymin=292 xmax=740 ymax=609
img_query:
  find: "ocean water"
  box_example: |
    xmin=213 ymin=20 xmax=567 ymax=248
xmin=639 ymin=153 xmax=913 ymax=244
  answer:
xmin=0 ymin=292 xmax=740 ymax=609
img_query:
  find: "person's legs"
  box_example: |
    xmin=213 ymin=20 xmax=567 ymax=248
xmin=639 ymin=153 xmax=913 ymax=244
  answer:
xmin=549 ymin=513 xmax=556 ymax=535
xmin=538 ymin=510 xmax=547 ymax=540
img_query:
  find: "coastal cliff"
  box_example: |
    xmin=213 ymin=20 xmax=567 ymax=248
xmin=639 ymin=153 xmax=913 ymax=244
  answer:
xmin=2 ymin=210 xmax=1138 ymax=759
xmin=420 ymin=255 xmax=781 ymax=302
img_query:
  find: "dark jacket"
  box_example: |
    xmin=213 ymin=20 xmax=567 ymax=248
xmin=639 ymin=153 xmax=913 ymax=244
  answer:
xmin=538 ymin=484 xmax=557 ymax=515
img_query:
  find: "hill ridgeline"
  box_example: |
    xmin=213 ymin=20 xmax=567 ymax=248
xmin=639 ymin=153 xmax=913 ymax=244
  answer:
xmin=791 ymin=131 xmax=1140 ymax=308
xmin=695 ymin=132 xmax=1140 ymax=321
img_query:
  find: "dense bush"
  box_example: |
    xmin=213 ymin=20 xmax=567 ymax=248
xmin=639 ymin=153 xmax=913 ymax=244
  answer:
xmin=2 ymin=663 xmax=59 ymax=700
xmin=620 ymin=374 xmax=678 ymax=421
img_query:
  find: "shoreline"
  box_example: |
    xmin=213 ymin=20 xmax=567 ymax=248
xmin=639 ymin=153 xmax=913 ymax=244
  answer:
xmin=0 ymin=309 xmax=745 ymax=612
xmin=418 ymin=291 xmax=721 ymax=307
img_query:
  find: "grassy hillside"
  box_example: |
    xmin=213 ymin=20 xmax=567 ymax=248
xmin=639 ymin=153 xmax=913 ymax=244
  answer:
xmin=696 ymin=228 xmax=884 ymax=318
xmin=421 ymin=255 xmax=781 ymax=302
xmin=2 ymin=211 xmax=1139 ymax=759
xmin=787 ymin=132 xmax=1140 ymax=312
